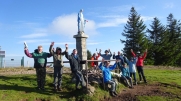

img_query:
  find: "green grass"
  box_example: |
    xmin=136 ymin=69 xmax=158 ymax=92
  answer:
xmin=0 ymin=72 xmax=124 ymax=101
xmin=0 ymin=67 xmax=181 ymax=101
xmin=136 ymin=68 xmax=181 ymax=101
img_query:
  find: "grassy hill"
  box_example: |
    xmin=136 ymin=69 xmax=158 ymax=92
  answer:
xmin=0 ymin=66 xmax=181 ymax=101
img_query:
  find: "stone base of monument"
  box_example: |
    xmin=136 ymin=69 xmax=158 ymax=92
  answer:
xmin=73 ymin=31 xmax=89 ymax=70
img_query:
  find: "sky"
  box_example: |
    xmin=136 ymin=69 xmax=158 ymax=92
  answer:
xmin=0 ymin=0 xmax=181 ymax=67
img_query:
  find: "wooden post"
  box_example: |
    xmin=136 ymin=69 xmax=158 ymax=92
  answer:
xmin=86 ymin=61 xmax=88 ymax=89
xmin=3 ymin=60 xmax=5 ymax=68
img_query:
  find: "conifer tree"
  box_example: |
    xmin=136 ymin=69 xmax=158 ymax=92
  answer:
xmin=147 ymin=17 xmax=166 ymax=65
xmin=121 ymin=7 xmax=147 ymax=59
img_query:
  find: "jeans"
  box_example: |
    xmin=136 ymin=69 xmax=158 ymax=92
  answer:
xmin=130 ymin=72 xmax=137 ymax=83
xmin=75 ymin=71 xmax=86 ymax=88
xmin=53 ymin=66 xmax=63 ymax=88
xmin=107 ymin=80 xmax=117 ymax=92
xmin=137 ymin=66 xmax=147 ymax=82
xmin=36 ymin=68 xmax=46 ymax=89
xmin=121 ymin=75 xmax=133 ymax=87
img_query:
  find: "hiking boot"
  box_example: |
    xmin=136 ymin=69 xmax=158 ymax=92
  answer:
xmin=36 ymin=87 xmax=41 ymax=90
xmin=76 ymin=88 xmax=81 ymax=91
xmin=110 ymin=91 xmax=116 ymax=97
xmin=129 ymin=86 xmax=134 ymax=89
xmin=41 ymin=88 xmax=45 ymax=91
xmin=144 ymin=81 xmax=147 ymax=84
xmin=57 ymin=88 xmax=62 ymax=91
xmin=54 ymin=87 xmax=57 ymax=92
xmin=113 ymin=91 xmax=118 ymax=96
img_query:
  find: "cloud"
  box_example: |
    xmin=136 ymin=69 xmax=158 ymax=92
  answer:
xmin=18 ymin=39 xmax=50 ymax=44
xmin=48 ymin=13 xmax=98 ymax=37
xmin=141 ymin=16 xmax=154 ymax=22
xmin=97 ymin=16 xmax=128 ymax=28
xmin=19 ymin=33 xmax=48 ymax=38
xmin=164 ymin=3 xmax=174 ymax=8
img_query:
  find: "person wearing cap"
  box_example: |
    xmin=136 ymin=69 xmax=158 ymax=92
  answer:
xmin=91 ymin=53 xmax=100 ymax=72
xmin=24 ymin=45 xmax=52 ymax=90
xmin=131 ymin=49 xmax=147 ymax=83
xmin=99 ymin=49 xmax=112 ymax=61
xmin=65 ymin=48 xmax=86 ymax=90
xmin=49 ymin=42 xmax=68 ymax=92
xmin=99 ymin=58 xmax=118 ymax=97
xmin=128 ymin=57 xmax=137 ymax=85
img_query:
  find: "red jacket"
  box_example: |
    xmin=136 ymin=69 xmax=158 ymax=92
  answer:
xmin=131 ymin=51 xmax=147 ymax=67
xmin=91 ymin=54 xmax=100 ymax=67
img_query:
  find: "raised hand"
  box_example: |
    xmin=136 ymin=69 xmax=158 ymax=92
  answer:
xmin=24 ymin=47 xmax=28 ymax=50
xmin=99 ymin=49 xmax=101 ymax=53
xmin=131 ymin=49 xmax=133 ymax=52
xmin=145 ymin=49 xmax=148 ymax=52
xmin=51 ymin=42 xmax=54 ymax=46
xmin=113 ymin=52 xmax=116 ymax=55
xmin=108 ymin=49 xmax=110 ymax=52
xmin=65 ymin=44 xmax=68 ymax=48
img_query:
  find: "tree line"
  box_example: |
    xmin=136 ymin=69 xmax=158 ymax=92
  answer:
xmin=121 ymin=7 xmax=181 ymax=66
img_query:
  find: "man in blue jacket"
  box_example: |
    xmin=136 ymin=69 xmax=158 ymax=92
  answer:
xmin=99 ymin=58 xmax=118 ymax=97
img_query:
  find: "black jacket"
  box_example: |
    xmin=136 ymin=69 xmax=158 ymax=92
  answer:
xmin=65 ymin=52 xmax=82 ymax=73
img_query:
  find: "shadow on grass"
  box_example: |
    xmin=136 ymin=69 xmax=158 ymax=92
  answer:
xmin=0 ymin=76 xmax=54 ymax=96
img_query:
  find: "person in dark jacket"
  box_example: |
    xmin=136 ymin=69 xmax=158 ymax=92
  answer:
xmin=65 ymin=47 xmax=86 ymax=90
xmin=49 ymin=42 xmax=67 ymax=91
xmin=113 ymin=51 xmax=124 ymax=73
xmin=24 ymin=45 xmax=51 ymax=90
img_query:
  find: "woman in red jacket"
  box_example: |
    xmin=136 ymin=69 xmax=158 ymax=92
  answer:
xmin=91 ymin=53 xmax=100 ymax=72
xmin=131 ymin=49 xmax=147 ymax=83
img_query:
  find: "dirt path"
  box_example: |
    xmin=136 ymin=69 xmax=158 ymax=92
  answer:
xmin=104 ymin=83 xmax=181 ymax=101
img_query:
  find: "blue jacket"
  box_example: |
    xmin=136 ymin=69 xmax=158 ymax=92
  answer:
xmin=129 ymin=58 xmax=137 ymax=73
xmin=99 ymin=63 xmax=117 ymax=83
xmin=118 ymin=62 xmax=130 ymax=77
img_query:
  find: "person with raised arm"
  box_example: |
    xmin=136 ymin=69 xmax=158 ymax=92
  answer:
xmin=24 ymin=44 xmax=52 ymax=91
xmin=49 ymin=42 xmax=68 ymax=92
xmin=91 ymin=53 xmax=100 ymax=72
xmin=99 ymin=49 xmax=112 ymax=61
xmin=117 ymin=56 xmax=134 ymax=88
xmin=65 ymin=46 xmax=86 ymax=90
xmin=131 ymin=49 xmax=148 ymax=83
xmin=113 ymin=51 xmax=125 ymax=73
xmin=99 ymin=58 xmax=118 ymax=97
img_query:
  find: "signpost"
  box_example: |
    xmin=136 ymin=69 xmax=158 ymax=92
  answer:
xmin=0 ymin=46 xmax=5 ymax=68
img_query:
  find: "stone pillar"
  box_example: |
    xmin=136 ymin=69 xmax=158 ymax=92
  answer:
xmin=73 ymin=32 xmax=89 ymax=69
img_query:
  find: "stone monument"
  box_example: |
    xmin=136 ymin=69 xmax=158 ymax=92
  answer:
xmin=74 ymin=9 xmax=88 ymax=69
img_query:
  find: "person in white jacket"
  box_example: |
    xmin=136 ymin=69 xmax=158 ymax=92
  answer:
xmin=128 ymin=57 xmax=137 ymax=85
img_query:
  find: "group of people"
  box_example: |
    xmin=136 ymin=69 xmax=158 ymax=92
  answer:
xmin=90 ymin=48 xmax=147 ymax=96
xmin=24 ymin=42 xmax=148 ymax=97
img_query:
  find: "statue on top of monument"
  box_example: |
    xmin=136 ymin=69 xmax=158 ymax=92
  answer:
xmin=77 ymin=9 xmax=87 ymax=34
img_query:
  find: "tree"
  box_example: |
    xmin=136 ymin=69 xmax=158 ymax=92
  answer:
xmin=87 ymin=50 xmax=92 ymax=68
xmin=121 ymin=7 xmax=147 ymax=59
xmin=165 ymin=13 xmax=181 ymax=66
xmin=147 ymin=17 xmax=166 ymax=65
